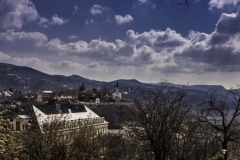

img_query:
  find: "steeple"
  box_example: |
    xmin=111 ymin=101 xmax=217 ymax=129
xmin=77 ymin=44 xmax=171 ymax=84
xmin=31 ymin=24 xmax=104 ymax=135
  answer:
xmin=116 ymin=81 xmax=119 ymax=92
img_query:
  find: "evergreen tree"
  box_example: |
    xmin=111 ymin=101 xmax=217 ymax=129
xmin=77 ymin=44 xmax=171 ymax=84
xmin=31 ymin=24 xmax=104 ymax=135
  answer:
xmin=79 ymin=82 xmax=86 ymax=92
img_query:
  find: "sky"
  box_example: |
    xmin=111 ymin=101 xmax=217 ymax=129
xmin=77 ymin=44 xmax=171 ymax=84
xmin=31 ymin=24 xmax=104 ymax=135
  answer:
xmin=0 ymin=0 xmax=240 ymax=88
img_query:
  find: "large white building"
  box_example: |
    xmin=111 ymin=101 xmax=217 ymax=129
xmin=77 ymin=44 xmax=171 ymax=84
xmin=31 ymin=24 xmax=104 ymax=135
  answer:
xmin=11 ymin=103 xmax=108 ymax=137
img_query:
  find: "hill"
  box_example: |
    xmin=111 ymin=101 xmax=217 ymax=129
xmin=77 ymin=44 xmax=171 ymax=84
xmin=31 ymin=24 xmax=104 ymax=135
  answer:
xmin=0 ymin=63 xmax=228 ymax=98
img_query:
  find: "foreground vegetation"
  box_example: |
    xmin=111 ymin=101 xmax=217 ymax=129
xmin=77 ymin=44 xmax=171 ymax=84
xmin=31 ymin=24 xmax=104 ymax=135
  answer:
xmin=1 ymin=84 xmax=240 ymax=160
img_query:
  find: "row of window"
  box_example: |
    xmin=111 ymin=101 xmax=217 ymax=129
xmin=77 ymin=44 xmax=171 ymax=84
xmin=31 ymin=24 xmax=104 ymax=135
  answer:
xmin=57 ymin=127 xmax=108 ymax=143
xmin=43 ymin=117 xmax=105 ymax=131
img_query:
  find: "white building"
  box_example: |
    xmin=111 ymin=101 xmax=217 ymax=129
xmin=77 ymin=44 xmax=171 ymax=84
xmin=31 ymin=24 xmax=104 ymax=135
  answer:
xmin=112 ymin=81 xmax=121 ymax=101
xmin=11 ymin=104 xmax=108 ymax=137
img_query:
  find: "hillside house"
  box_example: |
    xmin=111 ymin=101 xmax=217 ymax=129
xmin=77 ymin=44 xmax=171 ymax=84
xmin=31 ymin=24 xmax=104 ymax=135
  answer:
xmin=59 ymin=90 xmax=79 ymax=100
xmin=37 ymin=90 xmax=55 ymax=102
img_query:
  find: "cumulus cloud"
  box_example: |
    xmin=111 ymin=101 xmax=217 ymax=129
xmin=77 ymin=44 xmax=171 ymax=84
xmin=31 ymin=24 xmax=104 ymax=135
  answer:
xmin=45 ymin=28 xmax=190 ymax=68
xmin=209 ymin=0 xmax=240 ymax=9
xmin=176 ymin=10 xmax=240 ymax=73
xmin=114 ymin=15 xmax=134 ymax=25
xmin=39 ymin=15 xmax=68 ymax=27
xmin=215 ymin=11 xmax=240 ymax=35
xmin=50 ymin=15 xmax=68 ymax=25
xmin=0 ymin=30 xmax=48 ymax=46
xmin=0 ymin=0 xmax=38 ymax=29
xmin=0 ymin=51 xmax=53 ymax=73
xmin=1 ymin=6 xmax=240 ymax=81
xmin=0 ymin=51 xmax=11 ymax=60
xmin=90 ymin=4 xmax=108 ymax=15
xmin=0 ymin=0 xmax=69 ymax=29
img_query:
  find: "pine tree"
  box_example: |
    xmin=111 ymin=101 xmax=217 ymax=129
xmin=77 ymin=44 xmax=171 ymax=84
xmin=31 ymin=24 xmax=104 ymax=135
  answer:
xmin=79 ymin=82 xmax=86 ymax=92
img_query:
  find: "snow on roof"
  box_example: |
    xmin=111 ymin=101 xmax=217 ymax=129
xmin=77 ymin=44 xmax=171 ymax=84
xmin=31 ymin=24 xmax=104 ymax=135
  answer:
xmin=17 ymin=115 xmax=30 ymax=119
xmin=33 ymin=105 xmax=102 ymax=133
xmin=3 ymin=91 xmax=13 ymax=97
xmin=42 ymin=90 xmax=53 ymax=93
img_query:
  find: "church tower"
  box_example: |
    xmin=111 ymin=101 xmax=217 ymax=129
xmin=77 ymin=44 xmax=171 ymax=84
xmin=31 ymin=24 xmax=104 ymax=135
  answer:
xmin=112 ymin=81 xmax=121 ymax=102
xmin=116 ymin=81 xmax=119 ymax=92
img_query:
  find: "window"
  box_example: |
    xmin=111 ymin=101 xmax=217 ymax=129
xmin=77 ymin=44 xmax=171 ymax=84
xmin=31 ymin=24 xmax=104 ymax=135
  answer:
xmin=16 ymin=121 xmax=20 ymax=131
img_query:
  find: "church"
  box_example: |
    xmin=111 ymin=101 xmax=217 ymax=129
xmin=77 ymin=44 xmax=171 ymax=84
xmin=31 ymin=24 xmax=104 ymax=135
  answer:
xmin=112 ymin=81 xmax=122 ymax=101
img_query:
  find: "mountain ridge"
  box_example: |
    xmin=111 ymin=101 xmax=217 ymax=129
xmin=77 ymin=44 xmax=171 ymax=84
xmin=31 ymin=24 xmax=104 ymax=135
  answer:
xmin=0 ymin=63 xmax=228 ymax=96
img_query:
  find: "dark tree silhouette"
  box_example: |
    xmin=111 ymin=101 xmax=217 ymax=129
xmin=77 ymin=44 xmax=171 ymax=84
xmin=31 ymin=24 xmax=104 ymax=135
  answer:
xmin=79 ymin=82 xmax=86 ymax=92
xmin=200 ymin=90 xmax=240 ymax=160
xmin=128 ymin=85 xmax=193 ymax=160
xmin=178 ymin=0 xmax=192 ymax=7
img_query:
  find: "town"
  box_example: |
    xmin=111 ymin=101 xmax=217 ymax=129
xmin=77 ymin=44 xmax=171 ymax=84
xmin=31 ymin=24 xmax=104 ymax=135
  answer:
xmin=1 ymin=78 xmax=240 ymax=159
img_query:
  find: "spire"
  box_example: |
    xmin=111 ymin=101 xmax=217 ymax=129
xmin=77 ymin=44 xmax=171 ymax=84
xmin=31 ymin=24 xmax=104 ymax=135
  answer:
xmin=116 ymin=81 xmax=119 ymax=92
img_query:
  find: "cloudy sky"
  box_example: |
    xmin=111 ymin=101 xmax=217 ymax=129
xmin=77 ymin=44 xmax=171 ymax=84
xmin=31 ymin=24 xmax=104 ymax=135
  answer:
xmin=0 ymin=0 xmax=240 ymax=88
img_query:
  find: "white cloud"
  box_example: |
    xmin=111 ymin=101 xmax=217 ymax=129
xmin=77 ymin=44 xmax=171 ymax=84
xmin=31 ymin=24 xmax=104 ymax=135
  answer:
xmin=0 ymin=52 xmax=11 ymax=60
xmin=39 ymin=17 xmax=49 ymax=27
xmin=68 ymin=35 xmax=79 ymax=40
xmin=90 ymin=4 xmax=108 ymax=15
xmin=176 ymin=10 xmax=240 ymax=73
xmin=45 ymin=28 xmax=190 ymax=68
xmin=1 ymin=6 xmax=240 ymax=88
xmin=187 ymin=31 xmax=210 ymax=50
xmin=50 ymin=15 xmax=68 ymax=25
xmin=209 ymin=0 xmax=240 ymax=9
xmin=138 ymin=0 xmax=149 ymax=4
xmin=12 ymin=57 xmax=50 ymax=69
xmin=0 ymin=30 xmax=48 ymax=46
xmin=0 ymin=51 xmax=53 ymax=73
xmin=0 ymin=0 xmax=38 ymax=29
xmin=223 ymin=33 xmax=240 ymax=53
xmin=114 ymin=15 xmax=134 ymax=25
xmin=39 ymin=15 xmax=68 ymax=27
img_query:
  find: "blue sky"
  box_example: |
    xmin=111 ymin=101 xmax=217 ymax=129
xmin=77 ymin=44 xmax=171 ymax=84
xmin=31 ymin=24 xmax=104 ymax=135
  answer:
xmin=0 ymin=0 xmax=240 ymax=88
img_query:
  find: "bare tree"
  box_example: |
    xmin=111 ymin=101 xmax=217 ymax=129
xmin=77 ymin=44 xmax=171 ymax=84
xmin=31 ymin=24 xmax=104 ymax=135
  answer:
xmin=200 ymin=90 xmax=240 ymax=160
xmin=68 ymin=126 xmax=106 ymax=160
xmin=20 ymin=115 xmax=69 ymax=160
xmin=19 ymin=113 xmax=108 ymax=160
xmin=178 ymin=0 xmax=192 ymax=7
xmin=128 ymin=85 xmax=193 ymax=160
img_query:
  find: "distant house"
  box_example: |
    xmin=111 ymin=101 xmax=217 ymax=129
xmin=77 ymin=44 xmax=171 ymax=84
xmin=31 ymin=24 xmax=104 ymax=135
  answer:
xmin=59 ymin=90 xmax=79 ymax=100
xmin=11 ymin=115 xmax=31 ymax=132
xmin=37 ymin=90 xmax=55 ymax=102
xmin=112 ymin=82 xmax=121 ymax=102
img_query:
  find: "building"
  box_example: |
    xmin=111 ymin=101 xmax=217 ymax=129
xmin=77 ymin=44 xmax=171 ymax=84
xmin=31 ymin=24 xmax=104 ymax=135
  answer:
xmin=59 ymin=90 xmax=79 ymax=100
xmin=112 ymin=81 xmax=122 ymax=102
xmin=37 ymin=90 xmax=55 ymax=102
xmin=95 ymin=98 xmax=100 ymax=104
xmin=11 ymin=103 xmax=108 ymax=137
xmin=11 ymin=115 xmax=31 ymax=132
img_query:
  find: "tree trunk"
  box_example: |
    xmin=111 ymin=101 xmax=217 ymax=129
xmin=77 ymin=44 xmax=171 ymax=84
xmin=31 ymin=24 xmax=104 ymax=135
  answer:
xmin=222 ymin=141 xmax=228 ymax=160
